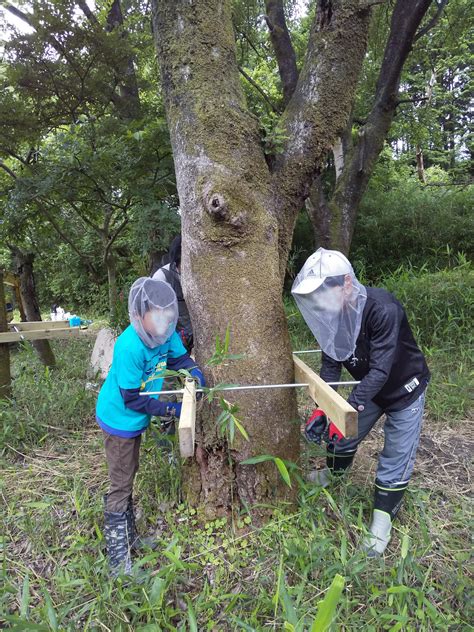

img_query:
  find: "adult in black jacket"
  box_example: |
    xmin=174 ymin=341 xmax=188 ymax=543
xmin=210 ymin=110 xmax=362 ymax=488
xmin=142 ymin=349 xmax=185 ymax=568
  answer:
xmin=292 ymin=248 xmax=430 ymax=556
xmin=152 ymin=235 xmax=193 ymax=352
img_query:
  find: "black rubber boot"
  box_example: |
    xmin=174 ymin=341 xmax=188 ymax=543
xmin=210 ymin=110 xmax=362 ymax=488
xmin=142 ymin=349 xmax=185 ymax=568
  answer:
xmin=361 ymin=480 xmax=408 ymax=557
xmin=103 ymin=501 xmax=132 ymax=577
xmin=307 ymin=447 xmax=357 ymax=486
xmin=326 ymin=445 xmax=357 ymax=475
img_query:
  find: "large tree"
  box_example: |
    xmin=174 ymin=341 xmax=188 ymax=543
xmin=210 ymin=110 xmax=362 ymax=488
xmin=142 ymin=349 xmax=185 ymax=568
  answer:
xmin=152 ymin=0 xmax=377 ymax=515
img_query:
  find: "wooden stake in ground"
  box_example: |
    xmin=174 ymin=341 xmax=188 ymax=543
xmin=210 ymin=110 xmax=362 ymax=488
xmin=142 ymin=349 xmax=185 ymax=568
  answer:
xmin=0 ymin=270 xmax=12 ymax=399
xmin=179 ymin=378 xmax=197 ymax=458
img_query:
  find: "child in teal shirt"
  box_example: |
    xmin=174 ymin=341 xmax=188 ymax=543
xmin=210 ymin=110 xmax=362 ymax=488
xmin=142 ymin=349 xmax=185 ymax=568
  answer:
xmin=97 ymin=277 xmax=205 ymax=576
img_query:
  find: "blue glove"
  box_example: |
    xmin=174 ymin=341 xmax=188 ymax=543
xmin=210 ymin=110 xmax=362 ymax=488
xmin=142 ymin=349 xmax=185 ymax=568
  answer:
xmin=190 ymin=366 xmax=206 ymax=387
xmin=165 ymin=402 xmax=182 ymax=417
xmin=190 ymin=367 xmax=206 ymax=400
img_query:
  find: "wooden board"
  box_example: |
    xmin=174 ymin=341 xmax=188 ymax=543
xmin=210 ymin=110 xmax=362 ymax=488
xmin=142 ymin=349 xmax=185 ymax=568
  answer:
xmin=9 ymin=320 xmax=70 ymax=331
xmin=3 ymin=272 xmax=19 ymax=287
xmin=293 ymin=355 xmax=358 ymax=438
xmin=0 ymin=327 xmax=80 ymax=343
xmin=178 ymin=378 xmax=196 ymax=458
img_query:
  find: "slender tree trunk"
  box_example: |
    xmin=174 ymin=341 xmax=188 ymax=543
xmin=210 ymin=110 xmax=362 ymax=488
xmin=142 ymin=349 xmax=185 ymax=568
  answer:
xmin=106 ymin=252 xmax=118 ymax=324
xmin=305 ymin=174 xmax=337 ymax=250
xmin=0 ymin=270 xmax=12 ymax=400
xmin=416 ymin=144 xmax=427 ymax=183
xmin=13 ymin=250 xmax=56 ymax=368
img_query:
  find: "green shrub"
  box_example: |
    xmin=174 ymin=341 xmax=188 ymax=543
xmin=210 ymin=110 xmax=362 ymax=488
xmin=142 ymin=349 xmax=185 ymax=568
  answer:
xmin=382 ymin=259 xmax=473 ymax=349
xmin=351 ymin=175 xmax=474 ymax=281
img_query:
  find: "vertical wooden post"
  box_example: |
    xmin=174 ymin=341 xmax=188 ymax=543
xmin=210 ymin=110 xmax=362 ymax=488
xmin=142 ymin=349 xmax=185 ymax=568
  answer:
xmin=179 ymin=378 xmax=196 ymax=458
xmin=0 ymin=270 xmax=12 ymax=400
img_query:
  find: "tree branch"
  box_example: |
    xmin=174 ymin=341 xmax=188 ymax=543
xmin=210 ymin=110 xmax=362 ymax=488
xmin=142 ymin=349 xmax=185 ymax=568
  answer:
xmin=36 ymin=200 xmax=100 ymax=279
xmin=238 ymin=67 xmax=281 ymax=113
xmin=0 ymin=162 xmax=17 ymax=179
xmin=396 ymin=96 xmax=429 ymax=107
xmin=0 ymin=147 xmax=30 ymax=166
xmin=414 ymin=0 xmax=448 ymax=41
xmin=319 ymin=0 xmax=434 ymax=253
xmin=271 ymin=1 xmax=373 ymax=227
xmin=263 ymin=0 xmax=298 ymax=106
xmin=75 ymin=0 xmax=99 ymax=25
xmin=5 ymin=4 xmax=83 ymax=76
xmin=105 ymin=216 xmax=129 ymax=261
xmin=67 ymin=200 xmax=104 ymax=238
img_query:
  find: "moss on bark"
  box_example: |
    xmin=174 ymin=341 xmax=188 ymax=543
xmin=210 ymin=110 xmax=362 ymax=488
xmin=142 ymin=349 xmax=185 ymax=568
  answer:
xmin=152 ymin=0 xmax=374 ymax=516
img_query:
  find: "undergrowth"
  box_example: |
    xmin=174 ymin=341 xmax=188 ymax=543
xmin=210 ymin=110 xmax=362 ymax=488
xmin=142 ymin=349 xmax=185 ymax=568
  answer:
xmin=0 ymin=263 xmax=472 ymax=629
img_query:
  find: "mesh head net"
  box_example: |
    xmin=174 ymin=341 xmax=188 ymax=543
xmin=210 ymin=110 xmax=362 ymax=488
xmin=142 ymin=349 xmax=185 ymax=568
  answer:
xmin=291 ymin=248 xmax=367 ymax=361
xmin=128 ymin=277 xmax=179 ymax=348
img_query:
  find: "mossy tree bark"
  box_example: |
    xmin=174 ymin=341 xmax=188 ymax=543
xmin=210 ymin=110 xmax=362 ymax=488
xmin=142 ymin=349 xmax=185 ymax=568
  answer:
xmin=152 ymin=0 xmax=373 ymax=516
xmin=301 ymin=0 xmax=436 ymax=254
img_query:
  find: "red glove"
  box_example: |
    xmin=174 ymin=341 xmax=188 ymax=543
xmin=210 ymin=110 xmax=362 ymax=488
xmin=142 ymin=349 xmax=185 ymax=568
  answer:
xmin=327 ymin=421 xmax=344 ymax=443
xmin=305 ymin=409 xmax=344 ymax=444
xmin=305 ymin=409 xmax=327 ymax=444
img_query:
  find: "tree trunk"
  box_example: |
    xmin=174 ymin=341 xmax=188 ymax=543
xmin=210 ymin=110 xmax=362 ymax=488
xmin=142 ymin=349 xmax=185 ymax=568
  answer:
xmin=304 ymin=0 xmax=435 ymax=253
xmin=152 ymin=0 xmax=372 ymax=517
xmin=106 ymin=252 xmax=118 ymax=324
xmin=153 ymin=0 xmax=299 ymax=516
xmin=105 ymin=0 xmax=141 ymax=120
xmin=13 ymin=250 xmax=56 ymax=368
xmin=305 ymin=174 xmax=340 ymax=251
xmin=416 ymin=144 xmax=427 ymax=183
xmin=0 ymin=270 xmax=12 ymax=400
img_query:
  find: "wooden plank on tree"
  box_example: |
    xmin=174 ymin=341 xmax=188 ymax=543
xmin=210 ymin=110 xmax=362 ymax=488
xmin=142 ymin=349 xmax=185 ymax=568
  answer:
xmin=8 ymin=320 xmax=70 ymax=331
xmin=3 ymin=272 xmax=19 ymax=287
xmin=179 ymin=378 xmax=196 ymax=458
xmin=0 ymin=327 xmax=81 ymax=343
xmin=293 ymin=355 xmax=358 ymax=438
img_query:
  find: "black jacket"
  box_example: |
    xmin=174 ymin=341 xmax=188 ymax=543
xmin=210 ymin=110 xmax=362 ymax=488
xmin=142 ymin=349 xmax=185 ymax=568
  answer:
xmin=321 ymin=287 xmax=430 ymax=412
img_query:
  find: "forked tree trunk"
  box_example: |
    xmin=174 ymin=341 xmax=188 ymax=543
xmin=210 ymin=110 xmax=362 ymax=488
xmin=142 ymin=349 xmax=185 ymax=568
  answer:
xmin=152 ymin=0 xmax=372 ymax=516
xmin=303 ymin=0 xmax=435 ymax=253
xmin=13 ymin=250 xmax=56 ymax=368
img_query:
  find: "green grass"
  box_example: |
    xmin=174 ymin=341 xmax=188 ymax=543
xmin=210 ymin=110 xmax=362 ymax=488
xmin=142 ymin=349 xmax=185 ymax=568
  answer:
xmin=0 ymin=264 xmax=472 ymax=630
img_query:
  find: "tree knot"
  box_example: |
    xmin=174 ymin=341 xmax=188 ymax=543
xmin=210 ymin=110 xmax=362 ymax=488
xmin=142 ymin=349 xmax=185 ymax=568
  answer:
xmin=206 ymin=192 xmax=228 ymax=221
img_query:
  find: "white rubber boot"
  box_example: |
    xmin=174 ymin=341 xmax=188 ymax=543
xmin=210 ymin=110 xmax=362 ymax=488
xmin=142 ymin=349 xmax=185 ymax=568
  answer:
xmin=307 ymin=467 xmax=331 ymax=487
xmin=361 ymin=509 xmax=392 ymax=557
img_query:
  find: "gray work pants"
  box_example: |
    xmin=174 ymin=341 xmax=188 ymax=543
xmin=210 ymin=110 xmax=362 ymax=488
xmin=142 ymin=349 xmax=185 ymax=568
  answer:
xmin=333 ymin=389 xmax=427 ymax=486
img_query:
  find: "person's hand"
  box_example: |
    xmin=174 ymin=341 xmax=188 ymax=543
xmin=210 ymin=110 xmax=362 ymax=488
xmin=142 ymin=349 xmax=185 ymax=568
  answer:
xmin=165 ymin=402 xmax=182 ymax=417
xmin=190 ymin=367 xmax=206 ymax=400
xmin=304 ymin=409 xmax=328 ymax=444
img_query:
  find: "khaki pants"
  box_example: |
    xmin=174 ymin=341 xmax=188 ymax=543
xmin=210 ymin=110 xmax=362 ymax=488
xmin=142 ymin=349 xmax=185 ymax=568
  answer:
xmin=103 ymin=431 xmax=141 ymax=512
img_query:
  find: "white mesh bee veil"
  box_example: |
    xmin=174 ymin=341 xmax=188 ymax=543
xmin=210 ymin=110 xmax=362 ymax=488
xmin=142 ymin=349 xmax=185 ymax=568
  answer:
xmin=128 ymin=277 xmax=178 ymax=348
xmin=291 ymin=248 xmax=367 ymax=361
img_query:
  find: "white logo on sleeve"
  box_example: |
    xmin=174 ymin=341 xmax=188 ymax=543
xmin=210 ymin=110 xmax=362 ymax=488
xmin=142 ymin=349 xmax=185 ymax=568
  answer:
xmin=404 ymin=377 xmax=420 ymax=393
